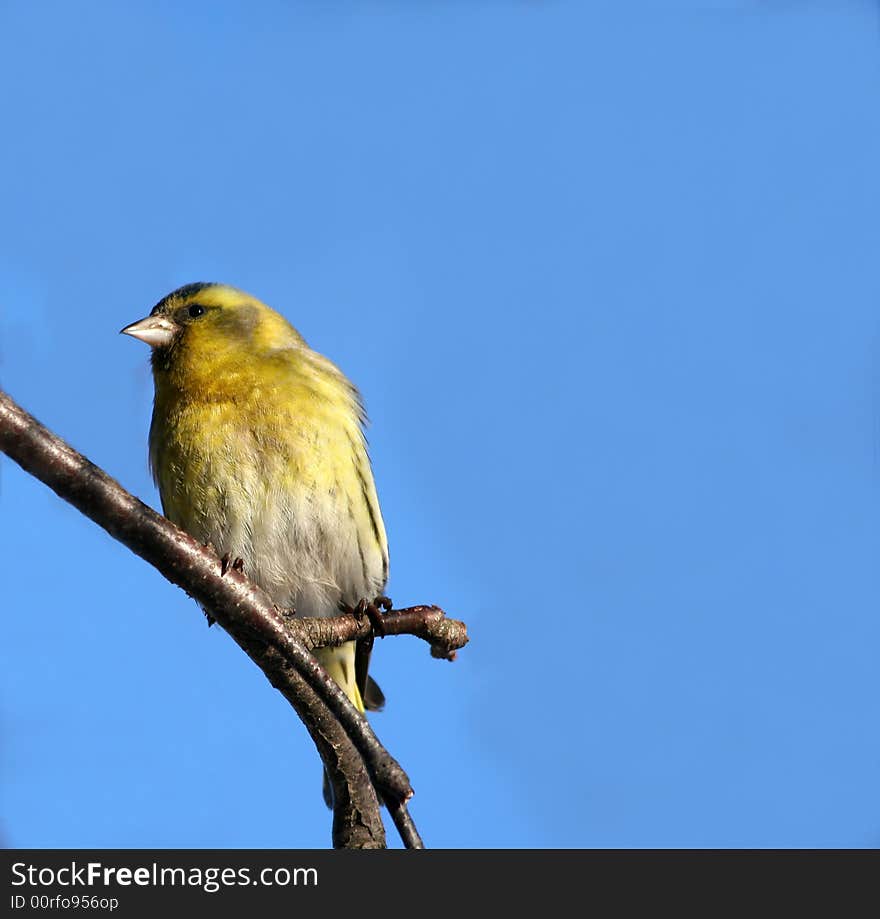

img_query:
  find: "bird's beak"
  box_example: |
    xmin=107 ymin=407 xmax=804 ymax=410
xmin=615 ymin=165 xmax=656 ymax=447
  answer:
xmin=120 ymin=315 xmax=179 ymax=348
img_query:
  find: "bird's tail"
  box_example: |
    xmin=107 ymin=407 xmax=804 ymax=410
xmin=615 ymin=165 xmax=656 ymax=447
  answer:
xmin=314 ymin=642 xmax=365 ymax=713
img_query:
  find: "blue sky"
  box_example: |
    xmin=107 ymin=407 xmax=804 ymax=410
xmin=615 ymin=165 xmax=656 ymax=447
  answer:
xmin=1 ymin=0 xmax=879 ymax=848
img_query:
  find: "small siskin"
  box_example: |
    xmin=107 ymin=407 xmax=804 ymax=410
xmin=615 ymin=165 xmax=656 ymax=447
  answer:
xmin=122 ymin=283 xmax=389 ymax=794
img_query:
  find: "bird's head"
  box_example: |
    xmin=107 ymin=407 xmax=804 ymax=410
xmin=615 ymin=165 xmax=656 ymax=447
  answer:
xmin=121 ymin=283 xmax=304 ymax=373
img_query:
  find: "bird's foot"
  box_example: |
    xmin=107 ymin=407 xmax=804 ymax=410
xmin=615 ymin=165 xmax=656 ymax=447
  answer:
xmin=220 ymin=554 xmax=245 ymax=576
xmin=351 ymin=598 xmax=387 ymax=638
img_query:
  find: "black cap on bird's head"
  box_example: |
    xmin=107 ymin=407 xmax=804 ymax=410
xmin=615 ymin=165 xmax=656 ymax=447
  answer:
xmin=150 ymin=282 xmax=217 ymax=314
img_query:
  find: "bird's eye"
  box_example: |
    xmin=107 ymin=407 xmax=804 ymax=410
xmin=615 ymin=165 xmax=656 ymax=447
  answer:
xmin=188 ymin=304 xmax=205 ymax=318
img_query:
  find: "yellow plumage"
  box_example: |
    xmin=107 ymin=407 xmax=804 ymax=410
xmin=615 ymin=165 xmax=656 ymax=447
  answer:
xmin=123 ymin=283 xmax=389 ymax=721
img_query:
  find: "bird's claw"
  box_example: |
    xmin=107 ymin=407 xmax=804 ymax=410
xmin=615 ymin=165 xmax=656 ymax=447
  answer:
xmin=220 ymin=554 xmax=245 ymax=576
xmin=350 ymin=598 xmax=388 ymax=638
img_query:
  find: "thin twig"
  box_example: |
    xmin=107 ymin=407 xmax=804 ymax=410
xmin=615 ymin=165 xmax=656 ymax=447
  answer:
xmin=280 ymin=605 xmax=469 ymax=661
xmin=0 ymin=389 xmax=442 ymax=848
xmin=386 ymin=799 xmax=426 ymax=850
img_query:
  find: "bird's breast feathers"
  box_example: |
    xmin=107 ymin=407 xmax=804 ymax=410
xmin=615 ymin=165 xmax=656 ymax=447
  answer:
xmin=149 ymin=350 xmax=388 ymax=616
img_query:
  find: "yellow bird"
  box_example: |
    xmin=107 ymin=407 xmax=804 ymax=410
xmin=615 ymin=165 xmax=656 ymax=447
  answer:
xmin=122 ymin=283 xmax=389 ymax=771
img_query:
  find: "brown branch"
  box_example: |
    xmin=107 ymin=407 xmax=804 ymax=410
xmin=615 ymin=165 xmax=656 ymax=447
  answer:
xmin=0 ymin=388 xmax=452 ymax=850
xmin=387 ymin=797 xmax=425 ymax=850
xmin=237 ymin=633 xmax=386 ymax=848
xmin=279 ymin=605 xmax=469 ymax=662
